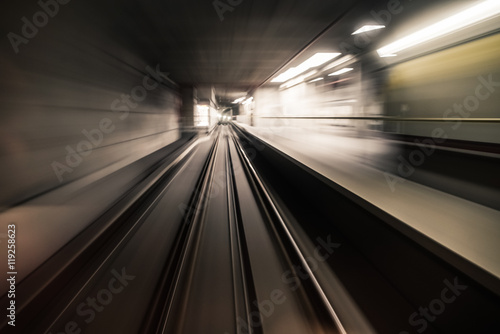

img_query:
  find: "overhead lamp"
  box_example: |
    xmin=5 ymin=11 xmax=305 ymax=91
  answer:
xmin=242 ymin=97 xmax=253 ymax=105
xmin=352 ymin=25 xmax=385 ymax=35
xmin=377 ymin=0 xmax=500 ymax=57
xmin=271 ymin=52 xmax=341 ymax=83
xmin=323 ymin=55 xmax=354 ymax=71
xmin=280 ymin=70 xmax=317 ymax=89
xmin=232 ymin=97 xmax=246 ymax=104
xmin=309 ymin=77 xmax=324 ymax=83
xmin=329 ymin=68 xmax=353 ymax=76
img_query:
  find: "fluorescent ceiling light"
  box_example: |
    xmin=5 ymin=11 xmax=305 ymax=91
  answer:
xmin=380 ymin=54 xmax=397 ymax=57
xmin=280 ymin=70 xmax=317 ymax=89
xmin=280 ymin=77 xmax=303 ymax=89
xmin=242 ymin=97 xmax=253 ymax=105
xmin=309 ymin=77 xmax=324 ymax=83
xmin=271 ymin=53 xmax=341 ymax=83
xmin=323 ymin=55 xmax=354 ymax=71
xmin=352 ymin=25 xmax=385 ymax=35
xmin=232 ymin=97 xmax=246 ymax=103
xmin=329 ymin=68 xmax=353 ymax=76
xmin=377 ymin=0 xmax=500 ymax=57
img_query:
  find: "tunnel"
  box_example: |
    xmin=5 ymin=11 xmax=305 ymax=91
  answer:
xmin=1 ymin=0 xmax=500 ymax=333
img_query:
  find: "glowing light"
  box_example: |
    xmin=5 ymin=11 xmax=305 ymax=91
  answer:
xmin=195 ymin=105 xmax=210 ymax=127
xmin=352 ymin=25 xmax=385 ymax=35
xmin=280 ymin=70 xmax=317 ymax=89
xmin=377 ymin=0 xmax=500 ymax=57
xmin=242 ymin=97 xmax=253 ymax=105
xmin=328 ymin=68 xmax=353 ymax=76
xmin=323 ymin=55 xmax=354 ymax=71
xmin=271 ymin=53 xmax=341 ymax=83
xmin=232 ymin=97 xmax=246 ymax=104
xmin=309 ymin=77 xmax=324 ymax=83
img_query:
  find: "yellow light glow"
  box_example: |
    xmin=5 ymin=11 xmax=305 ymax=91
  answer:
xmin=377 ymin=0 xmax=500 ymax=57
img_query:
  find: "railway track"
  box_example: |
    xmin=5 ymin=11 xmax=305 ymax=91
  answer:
xmin=2 ymin=125 xmax=500 ymax=334
xmin=158 ymin=126 xmax=345 ymax=334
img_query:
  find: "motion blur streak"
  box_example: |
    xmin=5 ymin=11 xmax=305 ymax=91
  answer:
xmin=1 ymin=0 xmax=500 ymax=333
xmin=0 ymin=1 xmax=180 ymax=210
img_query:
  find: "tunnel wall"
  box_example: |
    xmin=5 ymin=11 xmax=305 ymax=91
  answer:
xmin=239 ymin=34 xmax=500 ymax=210
xmin=0 ymin=1 xmax=181 ymax=210
xmin=241 ymin=60 xmax=384 ymax=132
xmin=384 ymin=32 xmax=500 ymax=144
xmin=238 ymin=60 xmax=384 ymax=144
xmin=243 ymin=33 xmax=500 ymax=145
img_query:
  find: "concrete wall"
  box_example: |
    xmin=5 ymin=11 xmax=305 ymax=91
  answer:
xmin=0 ymin=1 xmax=181 ymax=209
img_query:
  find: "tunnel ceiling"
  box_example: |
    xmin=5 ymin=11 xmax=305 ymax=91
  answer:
xmin=3 ymin=0 xmax=446 ymax=102
xmin=95 ymin=0 xmax=371 ymax=100
xmin=145 ymin=1 xmax=355 ymax=85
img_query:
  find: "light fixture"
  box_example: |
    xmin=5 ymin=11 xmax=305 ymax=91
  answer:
xmin=279 ymin=78 xmax=303 ymax=89
xmin=232 ymin=97 xmax=246 ymax=104
xmin=280 ymin=70 xmax=317 ymax=89
xmin=323 ymin=55 xmax=354 ymax=71
xmin=329 ymin=68 xmax=353 ymax=76
xmin=352 ymin=25 xmax=385 ymax=35
xmin=242 ymin=97 xmax=253 ymax=105
xmin=309 ymin=77 xmax=324 ymax=83
xmin=271 ymin=53 xmax=341 ymax=83
xmin=196 ymin=105 xmax=210 ymax=127
xmin=377 ymin=0 xmax=500 ymax=57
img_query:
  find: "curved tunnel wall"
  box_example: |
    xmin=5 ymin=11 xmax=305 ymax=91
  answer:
xmin=0 ymin=1 xmax=181 ymax=210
